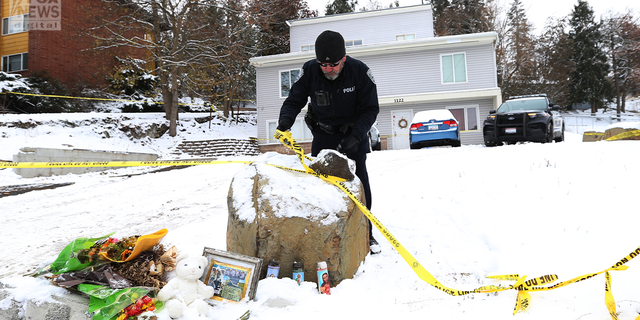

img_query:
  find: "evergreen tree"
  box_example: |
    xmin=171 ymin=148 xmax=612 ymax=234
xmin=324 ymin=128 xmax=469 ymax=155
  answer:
xmin=568 ymin=0 xmax=611 ymax=113
xmin=534 ymin=17 xmax=574 ymax=108
xmin=431 ymin=0 xmax=450 ymax=30
xmin=433 ymin=0 xmax=496 ymax=36
xmin=501 ymin=0 xmax=536 ymax=99
xmin=325 ymin=0 xmax=357 ymax=15
xmin=249 ymin=0 xmax=318 ymax=56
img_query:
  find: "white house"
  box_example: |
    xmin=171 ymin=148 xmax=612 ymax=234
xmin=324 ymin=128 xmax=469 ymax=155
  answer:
xmin=250 ymin=4 xmax=502 ymax=152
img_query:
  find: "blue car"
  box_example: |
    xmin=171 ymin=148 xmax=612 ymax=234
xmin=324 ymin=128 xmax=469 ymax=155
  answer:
xmin=409 ymin=109 xmax=461 ymax=149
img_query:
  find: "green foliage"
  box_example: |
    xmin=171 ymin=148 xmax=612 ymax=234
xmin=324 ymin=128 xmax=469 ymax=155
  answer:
xmin=533 ymin=17 xmax=574 ymax=109
xmin=325 ymin=0 xmax=357 ymax=15
xmin=106 ymin=57 xmax=158 ymax=98
xmin=568 ymin=0 xmax=612 ymax=112
xmin=105 ymin=57 xmax=160 ymax=113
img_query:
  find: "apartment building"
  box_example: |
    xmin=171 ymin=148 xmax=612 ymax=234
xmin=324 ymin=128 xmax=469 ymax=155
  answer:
xmin=1 ymin=0 xmax=143 ymax=90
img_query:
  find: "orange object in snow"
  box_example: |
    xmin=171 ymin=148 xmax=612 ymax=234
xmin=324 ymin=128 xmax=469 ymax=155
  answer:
xmin=100 ymin=228 xmax=168 ymax=262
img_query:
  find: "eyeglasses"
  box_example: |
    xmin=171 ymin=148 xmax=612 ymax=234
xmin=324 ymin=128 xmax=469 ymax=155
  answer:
xmin=317 ymin=60 xmax=341 ymax=67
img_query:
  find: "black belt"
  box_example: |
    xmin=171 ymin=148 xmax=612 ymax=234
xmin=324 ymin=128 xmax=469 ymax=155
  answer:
xmin=317 ymin=122 xmax=352 ymax=135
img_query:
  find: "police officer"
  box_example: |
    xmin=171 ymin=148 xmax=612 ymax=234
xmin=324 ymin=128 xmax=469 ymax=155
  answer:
xmin=276 ymin=30 xmax=381 ymax=254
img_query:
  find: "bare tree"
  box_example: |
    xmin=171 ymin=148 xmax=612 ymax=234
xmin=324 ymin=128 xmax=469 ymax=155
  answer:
xmin=358 ymin=0 xmax=399 ymax=11
xmin=602 ymin=10 xmax=640 ymax=116
xmin=88 ymin=0 xmax=232 ymax=137
xmin=180 ymin=0 xmax=258 ymax=119
xmin=500 ymin=0 xmax=536 ymax=99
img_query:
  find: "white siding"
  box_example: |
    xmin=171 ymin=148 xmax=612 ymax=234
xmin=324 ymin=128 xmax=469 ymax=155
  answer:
xmin=378 ymin=98 xmax=494 ymax=149
xmin=289 ymin=6 xmax=434 ymax=53
xmin=256 ymin=63 xmax=311 ymax=143
xmin=359 ymin=43 xmax=497 ymax=97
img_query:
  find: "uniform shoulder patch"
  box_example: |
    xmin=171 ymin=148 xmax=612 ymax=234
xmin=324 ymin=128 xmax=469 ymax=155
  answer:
xmin=366 ymin=68 xmax=375 ymax=84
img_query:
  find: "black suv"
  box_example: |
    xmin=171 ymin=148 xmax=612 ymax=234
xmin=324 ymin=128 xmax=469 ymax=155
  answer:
xmin=483 ymin=94 xmax=564 ymax=147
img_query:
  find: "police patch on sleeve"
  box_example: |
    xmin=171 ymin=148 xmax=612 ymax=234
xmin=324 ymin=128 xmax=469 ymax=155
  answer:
xmin=366 ymin=68 xmax=375 ymax=84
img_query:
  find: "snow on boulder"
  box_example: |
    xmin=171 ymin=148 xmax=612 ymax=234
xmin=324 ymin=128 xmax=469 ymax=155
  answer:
xmin=226 ymin=152 xmax=369 ymax=286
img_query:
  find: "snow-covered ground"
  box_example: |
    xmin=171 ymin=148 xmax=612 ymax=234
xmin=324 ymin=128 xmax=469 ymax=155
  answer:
xmin=1 ymin=104 xmax=640 ymax=320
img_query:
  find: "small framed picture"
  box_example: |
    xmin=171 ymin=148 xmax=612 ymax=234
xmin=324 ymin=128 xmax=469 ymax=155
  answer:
xmin=200 ymin=247 xmax=263 ymax=305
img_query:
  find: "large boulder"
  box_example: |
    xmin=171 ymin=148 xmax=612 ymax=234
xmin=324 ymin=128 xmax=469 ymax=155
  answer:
xmin=603 ymin=124 xmax=640 ymax=141
xmin=226 ymin=152 xmax=369 ymax=286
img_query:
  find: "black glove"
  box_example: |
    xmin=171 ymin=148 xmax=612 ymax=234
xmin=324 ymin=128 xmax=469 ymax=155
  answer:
xmin=277 ymin=118 xmax=293 ymax=132
xmin=340 ymin=135 xmax=360 ymax=154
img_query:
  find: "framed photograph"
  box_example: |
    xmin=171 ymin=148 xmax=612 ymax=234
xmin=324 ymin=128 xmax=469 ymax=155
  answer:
xmin=200 ymin=247 xmax=263 ymax=305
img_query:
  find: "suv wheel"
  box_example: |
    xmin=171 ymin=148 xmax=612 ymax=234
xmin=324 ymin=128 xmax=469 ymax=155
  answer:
xmin=543 ymin=122 xmax=553 ymax=143
xmin=554 ymin=125 xmax=565 ymax=143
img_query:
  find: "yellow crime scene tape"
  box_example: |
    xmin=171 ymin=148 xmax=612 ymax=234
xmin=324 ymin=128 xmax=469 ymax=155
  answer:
xmin=605 ymin=129 xmax=640 ymax=141
xmin=271 ymin=130 xmax=640 ymax=319
xmin=583 ymin=130 xmax=640 ymax=142
xmin=2 ymin=131 xmax=640 ymax=318
xmin=0 ymin=159 xmax=246 ymax=169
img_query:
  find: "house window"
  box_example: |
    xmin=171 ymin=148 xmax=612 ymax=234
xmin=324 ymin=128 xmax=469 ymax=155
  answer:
xmin=345 ymin=39 xmax=362 ymax=47
xmin=2 ymin=53 xmax=28 ymax=72
xmin=279 ymin=69 xmax=301 ymax=98
xmin=2 ymin=14 xmax=29 ymax=35
xmin=448 ymin=106 xmax=479 ymax=131
xmin=268 ymin=118 xmax=312 ymax=143
xmin=441 ymin=53 xmax=467 ymax=84
xmin=396 ymin=34 xmax=415 ymax=41
xmin=301 ymin=45 xmax=315 ymax=52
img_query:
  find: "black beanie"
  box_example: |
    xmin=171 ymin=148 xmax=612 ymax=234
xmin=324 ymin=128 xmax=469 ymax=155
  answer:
xmin=315 ymin=30 xmax=345 ymax=63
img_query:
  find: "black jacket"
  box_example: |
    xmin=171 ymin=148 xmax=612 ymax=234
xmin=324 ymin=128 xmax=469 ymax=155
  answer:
xmin=279 ymin=56 xmax=379 ymax=142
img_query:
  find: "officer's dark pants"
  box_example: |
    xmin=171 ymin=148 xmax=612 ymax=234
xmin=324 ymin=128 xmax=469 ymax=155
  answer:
xmin=310 ymin=129 xmax=373 ymax=241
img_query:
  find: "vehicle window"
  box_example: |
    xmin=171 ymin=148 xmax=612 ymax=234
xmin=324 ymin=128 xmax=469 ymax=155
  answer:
xmin=497 ymin=99 xmax=547 ymax=112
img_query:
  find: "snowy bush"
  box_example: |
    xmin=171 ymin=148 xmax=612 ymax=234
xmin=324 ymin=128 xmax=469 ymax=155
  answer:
xmin=106 ymin=58 xmax=161 ymax=112
xmin=0 ymin=71 xmax=73 ymax=113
